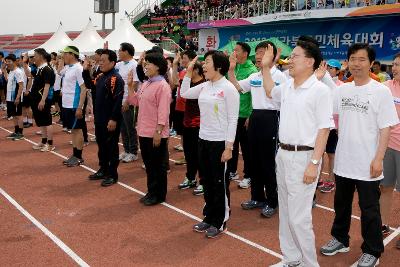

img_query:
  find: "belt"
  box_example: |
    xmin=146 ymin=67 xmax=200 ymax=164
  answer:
xmin=280 ymin=143 xmax=314 ymax=151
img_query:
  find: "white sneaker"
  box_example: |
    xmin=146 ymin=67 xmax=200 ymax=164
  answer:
xmin=270 ymin=261 xmax=303 ymax=267
xmin=122 ymin=153 xmax=138 ymax=163
xmin=238 ymin=178 xmax=251 ymax=189
xmin=119 ymin=152 xmax=128 ymax=160
xmin=32 ymin=143 xmax=45 ymax=150
xmin=40 ymin=144 xmax=55 ymax=152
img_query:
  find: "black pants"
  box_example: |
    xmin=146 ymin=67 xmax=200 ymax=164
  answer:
xmin=331 ymin=175 xmax=384 ymax=258
xmin=139 ymin=137 xmax=169 ymax=201
xmin=198 ymin=139 xmax=230 ymax=230
xmin=227 ymin=117 xmax=250 ymax=177
xmin=95 ymin=123 xmax=120 ymax=178
xmin=183 ymin=126 xmax=201 ymax=181
xmin=248 ymin=109 xmax=279 ymax=208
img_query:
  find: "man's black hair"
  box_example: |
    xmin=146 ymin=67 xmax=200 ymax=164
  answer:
xmin=296 ymin=37 xmax=322 ymax=71
xmin=182 ymin=49 xmax=197 ymax=60
xmin=150 ymin=45 xmax=164 ymax=55
xmin=347 ymin=43 xmax=376 ymax=63
xmin=298 ymin=35 xmax=320 ymax=47
xmin=166 ymin=56 xmax=174 ymax=64
xmin=373 ymin=60 xmax=381 ymax=66
xmin=95 ymin=48 xmax=104 ymax=55
xmin=145 ymin=53 xmax=168 ymax=76
xmin=51 ymin=52 xmax=58 ymax=58
xmin=204 ymin=50 xmax=230 ymax=76
xmin=255 ymin=41 xmax=277 ymax=59
xmin=236 ymin=42 xmax=251 ymax=58
xmin=45 ymin=53 xmax=52 ymax=63
xmin=101 ymin=49 xmax=118 ymax=64
xmin=34 ymin=48 xmax=48 ymax=60
xmin=0 ymin=51 xmax=4 ymax=58
xmin=120 ymin=42 xmax=135 ymax=56
xmin=5 ymin=53 xmax=17 ymax=62
xmin=394 ymin=52 xmax=400 ymax=60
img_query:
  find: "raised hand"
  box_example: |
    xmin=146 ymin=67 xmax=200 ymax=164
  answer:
xmin=262 ymin=44 xmax=275 ymax=70
xmin=173 ymin=51 xmax=181 ymax=66
xmin=314 ymin=61 xmax=327 ymax=81
xmin=229 ymin=51 xmax=237 ymax=71
xmin=186 ymin=56 xmax=199 ymax=73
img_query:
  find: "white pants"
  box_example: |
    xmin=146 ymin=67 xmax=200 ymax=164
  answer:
xmin=276 ymin=148 xmax=320 ymax=267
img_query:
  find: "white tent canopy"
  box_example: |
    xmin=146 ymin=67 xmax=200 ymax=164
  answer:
xmin=105 ymin=18 xmax=172 ymax=56
xmin=70 ymin=20 xmax=104 ymax=54
xmin=28 ymin=24 xmax=72 ymax=55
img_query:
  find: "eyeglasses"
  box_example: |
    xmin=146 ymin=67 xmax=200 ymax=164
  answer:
xmin=288 ymin=54 xmax=305 ymax=60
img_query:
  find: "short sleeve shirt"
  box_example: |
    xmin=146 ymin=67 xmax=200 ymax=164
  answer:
xmin=115 ymin=59 xmax=139 ymax=103
xmin=271 ymin=75 xmax=334 ymax=147
xmin=239 ymin=66 xmax=287 ymax=110
xmin=31 ymin=63 xmax=56 ymax=100
xmin=333 ymin=79 xmax=399 ymax=181
xmin=6 ymin=68 xmax=24 ymax=102
xmin=61 ymin=63 xmax=84 ymax=109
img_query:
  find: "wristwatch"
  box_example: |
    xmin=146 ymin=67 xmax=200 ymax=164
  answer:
xmin=310 ymin=159 xmax=320 ymax=165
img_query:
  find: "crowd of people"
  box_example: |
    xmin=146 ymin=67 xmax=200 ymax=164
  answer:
xmin=0 ymin=34 xmax=400 ymax=266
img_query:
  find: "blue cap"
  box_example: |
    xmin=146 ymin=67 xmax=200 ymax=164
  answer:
xmin=327 ymin=59 xmax=341 ymax=69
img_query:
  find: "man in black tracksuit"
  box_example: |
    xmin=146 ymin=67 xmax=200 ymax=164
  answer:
xmin=88 ymin=50 xmax=124 ymax=187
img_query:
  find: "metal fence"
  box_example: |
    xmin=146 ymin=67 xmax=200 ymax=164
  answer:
xmin=186 ymin=0 xmax=399 ymax=23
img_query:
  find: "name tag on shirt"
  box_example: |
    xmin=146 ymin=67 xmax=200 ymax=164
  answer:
xmin=250 ymin=79 xmax=262 ymax=87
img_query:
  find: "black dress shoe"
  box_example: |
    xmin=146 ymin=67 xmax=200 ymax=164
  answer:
xmin=139 ymin=194 xmax=151 ymax=203
xmin=143 ymin=196 xmax=162 ymax=206
xmin=89 ymin=170 xmax=107 ymax=180
xmin=101 ymin=177 xmax=118 ymax=187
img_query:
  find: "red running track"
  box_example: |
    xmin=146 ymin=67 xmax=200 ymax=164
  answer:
xmin=0 ymin=114 xmax=399 ymax=267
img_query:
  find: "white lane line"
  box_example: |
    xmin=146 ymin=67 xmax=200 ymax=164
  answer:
xmin=0 ymin=187 xmax=89 ymax=267
xmin=0 ymin=126 xmax=283 ymax=260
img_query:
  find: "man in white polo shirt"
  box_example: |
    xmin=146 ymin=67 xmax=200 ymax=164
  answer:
xmin=320 ymin=44 xmax=399 ymax=267
xmin=115 ymin=43 xmax=139 ymax=163
xmin=60 ymin=46 xmax=87 ymax=167
xmin=262 ymin=37 xmax=334 ymax=267
xmin=228 ymin=41 xmax=287 ymax=218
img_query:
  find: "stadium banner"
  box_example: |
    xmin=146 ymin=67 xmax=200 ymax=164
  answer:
xmin=198 ymin=15 xmax=400 ymax=61
xmin=188 ymin=3 xmax=400 ymax=30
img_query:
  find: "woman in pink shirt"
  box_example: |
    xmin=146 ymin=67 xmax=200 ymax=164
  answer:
xmin=128 ymin=53 xmax=171 ymax=206
xmin=380 ymin=53 xmax=400 ymax=247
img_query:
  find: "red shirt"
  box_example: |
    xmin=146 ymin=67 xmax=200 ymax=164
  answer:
xmin=183 ymin=79 xmax=204 ymax=128
xmin=175 ymin=69 xmax=187 ymax=112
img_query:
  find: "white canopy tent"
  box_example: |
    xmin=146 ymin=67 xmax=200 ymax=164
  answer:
xmin=70 ymin=20 xmax=105 ymax=54
xmin=105 ymin=18 xmax=173 ymax=56
xmin=28 ymin=24 xmax=72 ymax=55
